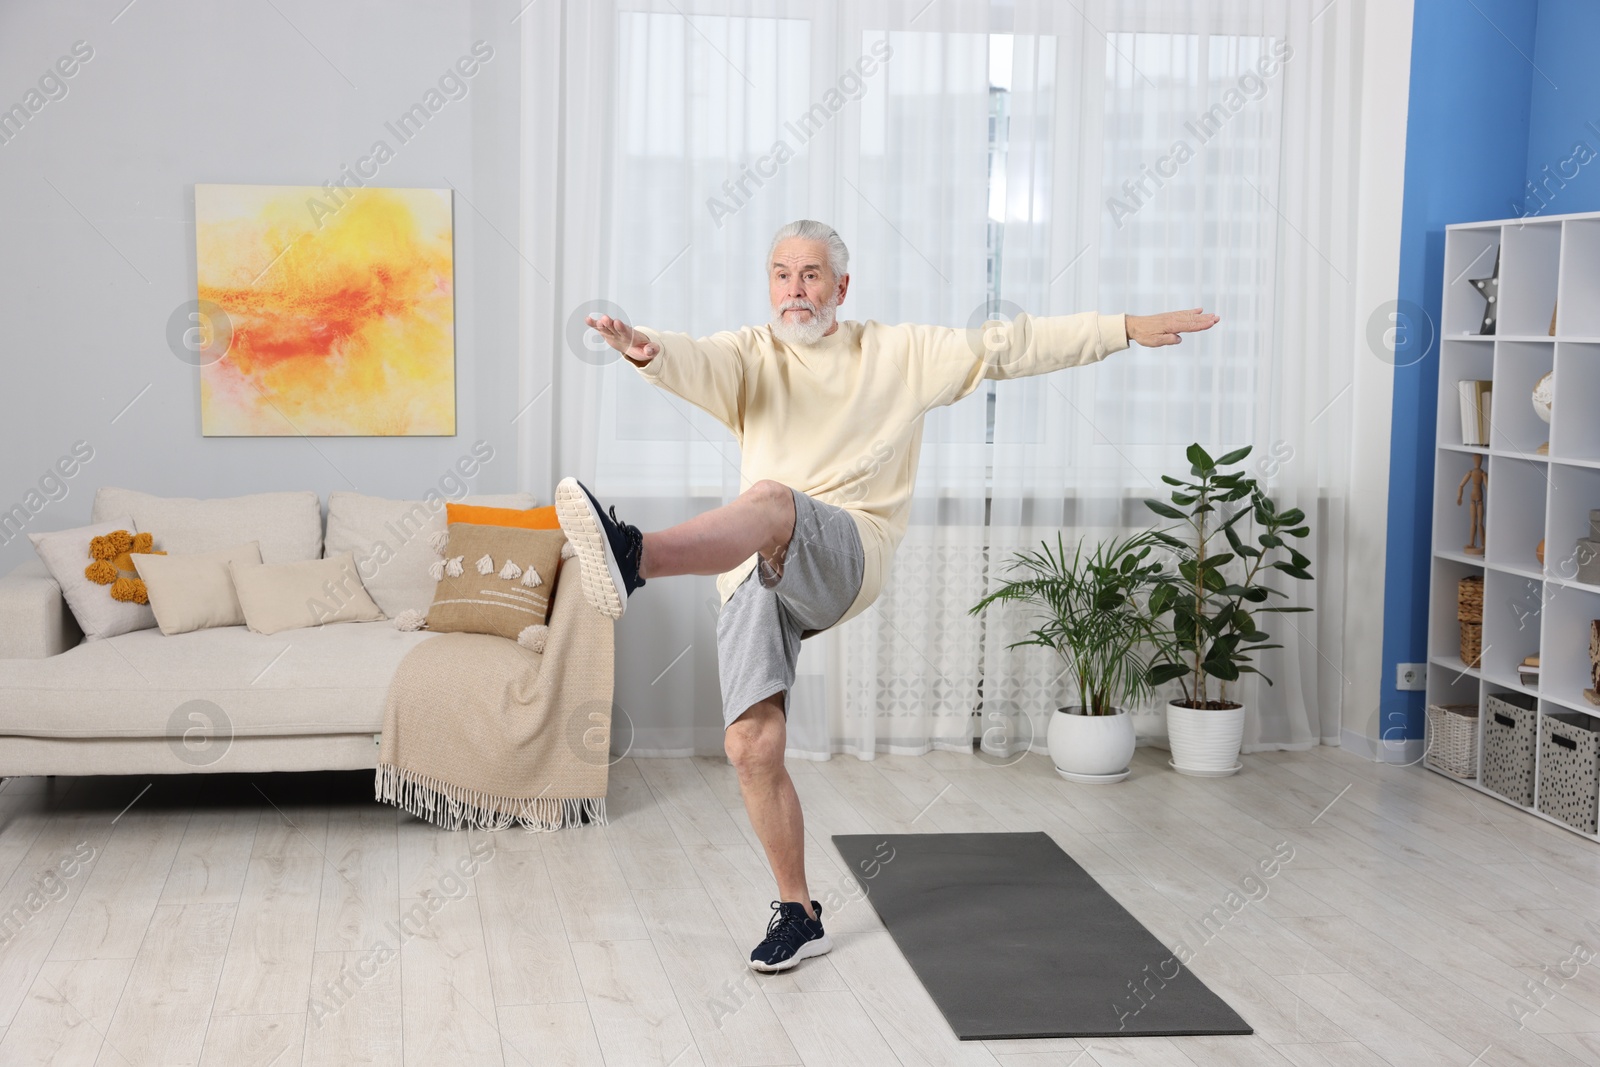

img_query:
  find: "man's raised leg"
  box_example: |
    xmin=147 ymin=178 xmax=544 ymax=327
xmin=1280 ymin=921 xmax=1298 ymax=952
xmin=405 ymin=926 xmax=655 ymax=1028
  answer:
xmin=640 ymin=479 xmax=795 ymax=581
xmin=555 ymin=477 xmax=796 ymax=618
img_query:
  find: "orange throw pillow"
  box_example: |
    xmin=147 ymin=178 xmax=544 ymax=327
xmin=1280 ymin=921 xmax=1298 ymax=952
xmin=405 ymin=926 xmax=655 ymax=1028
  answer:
xmin=445 ymin=503 xmax=559 ymax=530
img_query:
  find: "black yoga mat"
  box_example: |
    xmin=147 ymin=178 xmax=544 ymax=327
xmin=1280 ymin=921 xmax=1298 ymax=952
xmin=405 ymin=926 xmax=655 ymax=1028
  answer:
xmin=831 ymin=831 xmax=1252 ymax=1040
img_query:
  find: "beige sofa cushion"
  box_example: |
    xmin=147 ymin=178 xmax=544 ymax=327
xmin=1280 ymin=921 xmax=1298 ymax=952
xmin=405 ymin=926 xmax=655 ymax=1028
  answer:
xmin=28 ymin=517 xmax=157 ymax=641
xmin=132 ymin=541 xmax=262 ymax=635
xmin=0 ymin=621 xmax=432 ymax=738
xmin=231 ymin=552 xmax=386 ymax=635
xmin=92 ymin=487 xmax=322 ymax=563
xmin=324 ymin=491 xmax=535 ymax=618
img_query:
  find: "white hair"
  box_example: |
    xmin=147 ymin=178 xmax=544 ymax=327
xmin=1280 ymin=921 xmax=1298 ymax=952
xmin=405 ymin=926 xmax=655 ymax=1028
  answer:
xmin=769 ymin=220 xmax=849 ymax=278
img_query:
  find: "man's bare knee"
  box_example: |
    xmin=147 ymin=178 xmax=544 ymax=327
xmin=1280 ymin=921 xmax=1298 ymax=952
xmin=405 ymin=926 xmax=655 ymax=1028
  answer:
xmin=726 ymin=700 xmax=786 ymax=777
xmin=744 ymin=480 xmax=796 ymax=564
xmin=746 ymin=478 xmax=794 ymax=519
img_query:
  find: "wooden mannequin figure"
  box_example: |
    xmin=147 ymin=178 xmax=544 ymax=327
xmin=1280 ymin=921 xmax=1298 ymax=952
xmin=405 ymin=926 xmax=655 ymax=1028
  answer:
xmin=1457 ymin=455 xmax=1487 ymax=555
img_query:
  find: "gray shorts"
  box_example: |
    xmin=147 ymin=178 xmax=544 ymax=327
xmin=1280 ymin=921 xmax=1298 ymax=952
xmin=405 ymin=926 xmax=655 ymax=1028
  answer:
xmin=717 ymin=486 xmax=865 ymax=729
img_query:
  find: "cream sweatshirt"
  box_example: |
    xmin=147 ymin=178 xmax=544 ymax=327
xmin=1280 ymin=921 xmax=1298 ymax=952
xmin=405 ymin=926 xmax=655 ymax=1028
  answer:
xmin=632 ymin=312 xmax=1129 ymax=630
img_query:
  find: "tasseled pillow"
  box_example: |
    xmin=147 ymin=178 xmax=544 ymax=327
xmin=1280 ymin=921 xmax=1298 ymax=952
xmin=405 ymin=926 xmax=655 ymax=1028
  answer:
xmin=422 ymin=525 xmax=566 ymax=643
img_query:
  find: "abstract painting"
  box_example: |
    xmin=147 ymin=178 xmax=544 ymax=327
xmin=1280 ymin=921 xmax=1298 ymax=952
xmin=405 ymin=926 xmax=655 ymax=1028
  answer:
xmin=194 ymin=183 xmax=455 ymax=436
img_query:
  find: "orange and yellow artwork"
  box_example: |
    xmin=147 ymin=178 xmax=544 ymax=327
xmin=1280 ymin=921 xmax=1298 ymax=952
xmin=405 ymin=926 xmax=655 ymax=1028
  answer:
xmin=195 ymin=183 xmax=455 ymax=436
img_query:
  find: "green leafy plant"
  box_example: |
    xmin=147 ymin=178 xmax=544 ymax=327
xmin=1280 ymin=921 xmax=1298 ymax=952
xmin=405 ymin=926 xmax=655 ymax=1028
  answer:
xmin=1144 ymin=443 xmax=1314 ymax=708
xmin=968 ymin=530 xmax=1175 ymax=716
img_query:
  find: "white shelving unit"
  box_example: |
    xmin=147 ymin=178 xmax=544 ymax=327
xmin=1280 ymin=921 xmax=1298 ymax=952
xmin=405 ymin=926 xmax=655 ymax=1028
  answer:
xmin=1424 ymin=209 xmax=1600 ymax=842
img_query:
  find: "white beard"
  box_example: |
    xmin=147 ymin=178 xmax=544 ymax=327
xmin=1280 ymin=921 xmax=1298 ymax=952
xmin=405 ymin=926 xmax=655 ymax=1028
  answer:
xmin=769 ymin=297 xmax=837 ymax=347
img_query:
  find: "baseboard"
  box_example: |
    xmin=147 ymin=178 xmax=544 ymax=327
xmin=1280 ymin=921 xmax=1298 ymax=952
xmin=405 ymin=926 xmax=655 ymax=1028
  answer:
xmin=1340 ymin=727 xmax=1424 ymax=764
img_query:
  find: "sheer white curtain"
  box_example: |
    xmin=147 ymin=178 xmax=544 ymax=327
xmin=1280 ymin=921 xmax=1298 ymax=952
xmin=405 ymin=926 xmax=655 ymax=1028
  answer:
xmin=526 ymin=0 xmax=1362 ymax=758
xmin=822 ymin=4 xmax=994 ymax=759
xmin=981 ymin=0 xmax=1355 ymax=756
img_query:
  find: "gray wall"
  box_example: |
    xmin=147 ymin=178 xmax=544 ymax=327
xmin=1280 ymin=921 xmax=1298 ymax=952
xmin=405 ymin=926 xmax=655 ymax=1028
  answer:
xmin=0 ymin=0 xmax=528 ymax=572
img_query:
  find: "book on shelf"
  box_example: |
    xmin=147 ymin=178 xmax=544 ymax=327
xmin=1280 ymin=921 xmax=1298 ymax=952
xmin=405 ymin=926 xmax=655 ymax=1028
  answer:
xmin=1457 ymin=379 xmax=1492 ymax=446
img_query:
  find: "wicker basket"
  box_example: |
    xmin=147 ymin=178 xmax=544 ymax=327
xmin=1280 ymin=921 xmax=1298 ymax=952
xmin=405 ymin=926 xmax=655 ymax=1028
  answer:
xmin=1458 ymin=575 xmax=1485 ymax=666
xmin=1425 ymin=703 xmax=1479 ymax=778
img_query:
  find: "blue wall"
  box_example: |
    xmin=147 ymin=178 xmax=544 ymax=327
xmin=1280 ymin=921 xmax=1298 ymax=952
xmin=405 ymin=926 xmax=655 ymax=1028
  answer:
xmin=1381 ymin=0 xmax=1538 ymax=744
xmin=1523 ymin=0 xmax=1600 ymax=215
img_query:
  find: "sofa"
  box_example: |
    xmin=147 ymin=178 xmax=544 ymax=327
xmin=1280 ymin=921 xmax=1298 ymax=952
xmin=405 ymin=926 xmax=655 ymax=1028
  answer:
xmin=0 ymin=485 xmax=605 ymax=777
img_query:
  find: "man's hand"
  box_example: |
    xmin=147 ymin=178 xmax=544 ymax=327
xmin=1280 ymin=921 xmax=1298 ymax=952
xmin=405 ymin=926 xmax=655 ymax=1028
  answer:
xmin=586 ymin=314 xmax=661 ymax=363
xmin=1125 ymin=308 xmax=1220 ymax=347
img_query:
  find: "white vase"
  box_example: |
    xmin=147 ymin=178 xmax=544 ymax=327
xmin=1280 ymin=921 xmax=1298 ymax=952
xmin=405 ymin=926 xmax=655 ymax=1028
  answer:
xmin=1047 ymin=707 xmax=1136 ymax=783
xmin=1166 ymin=700 xmax=1245 ymax=776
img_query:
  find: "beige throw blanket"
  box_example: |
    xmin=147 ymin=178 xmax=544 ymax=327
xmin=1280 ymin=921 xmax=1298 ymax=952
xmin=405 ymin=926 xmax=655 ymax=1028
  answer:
xmin=376 ymin=560 xmax=615 ymax=830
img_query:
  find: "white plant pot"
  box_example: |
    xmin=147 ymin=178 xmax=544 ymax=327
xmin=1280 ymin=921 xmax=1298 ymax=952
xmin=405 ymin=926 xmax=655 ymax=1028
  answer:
xmin=1047 ymin=707 xmax=1136 ymax=783
xmin=1166 ymin=700 xmax=1245 ymax=776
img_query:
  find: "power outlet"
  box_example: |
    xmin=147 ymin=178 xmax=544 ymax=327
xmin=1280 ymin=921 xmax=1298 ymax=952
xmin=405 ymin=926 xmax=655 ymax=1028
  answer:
xmin=1396 ymin=662 xmax=1427 ymax=691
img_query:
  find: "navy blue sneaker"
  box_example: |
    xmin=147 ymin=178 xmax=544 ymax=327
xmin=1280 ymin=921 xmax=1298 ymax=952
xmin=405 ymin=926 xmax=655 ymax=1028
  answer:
xmin=749 ymin=900 xmax=830 ymax=973
xmin=554 ymin=477 xmax=646 ymax=618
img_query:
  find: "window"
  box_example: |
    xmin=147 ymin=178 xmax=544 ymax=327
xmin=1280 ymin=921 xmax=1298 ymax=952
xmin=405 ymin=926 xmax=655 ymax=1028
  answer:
xmin=1093 ymin=31 xmax=1280 ymax=474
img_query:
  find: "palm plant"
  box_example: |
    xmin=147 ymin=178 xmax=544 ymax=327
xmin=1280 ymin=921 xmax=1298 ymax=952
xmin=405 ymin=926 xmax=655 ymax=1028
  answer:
xmin=969 ymin=530 xmax=1175 ymax=715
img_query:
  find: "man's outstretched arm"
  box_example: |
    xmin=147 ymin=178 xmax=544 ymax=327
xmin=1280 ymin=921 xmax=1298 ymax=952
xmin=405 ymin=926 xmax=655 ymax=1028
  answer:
xmin=586 ymin=313 xmax=748 ymax=435
xmin=901 ymin=306 xmax=1220 ymax=409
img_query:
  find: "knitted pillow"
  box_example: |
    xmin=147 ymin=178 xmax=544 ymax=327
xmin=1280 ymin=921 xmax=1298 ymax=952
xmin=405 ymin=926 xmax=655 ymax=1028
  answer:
xmin=85 ymin=528 xmax=166 ymax=605
xmin=419 ymin=523 xmax=567 ymax=647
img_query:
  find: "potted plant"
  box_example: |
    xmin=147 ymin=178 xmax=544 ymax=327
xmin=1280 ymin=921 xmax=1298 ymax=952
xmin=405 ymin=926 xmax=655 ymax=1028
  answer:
xmin=969 ymin=530 xmax=1175 ymax=783
xmin=1144 ymin=444 xmax=1314 ymax=776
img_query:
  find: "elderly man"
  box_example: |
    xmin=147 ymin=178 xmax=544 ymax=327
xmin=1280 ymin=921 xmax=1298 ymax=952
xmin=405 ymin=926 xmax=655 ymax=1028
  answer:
xmin=556 ymin=219 xmax=1217 ymax=973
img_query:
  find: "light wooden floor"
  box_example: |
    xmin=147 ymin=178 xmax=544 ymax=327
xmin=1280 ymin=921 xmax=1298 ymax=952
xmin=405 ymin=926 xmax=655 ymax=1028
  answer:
xmin=0 ymin=743 xmax=1597 ymax=1066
